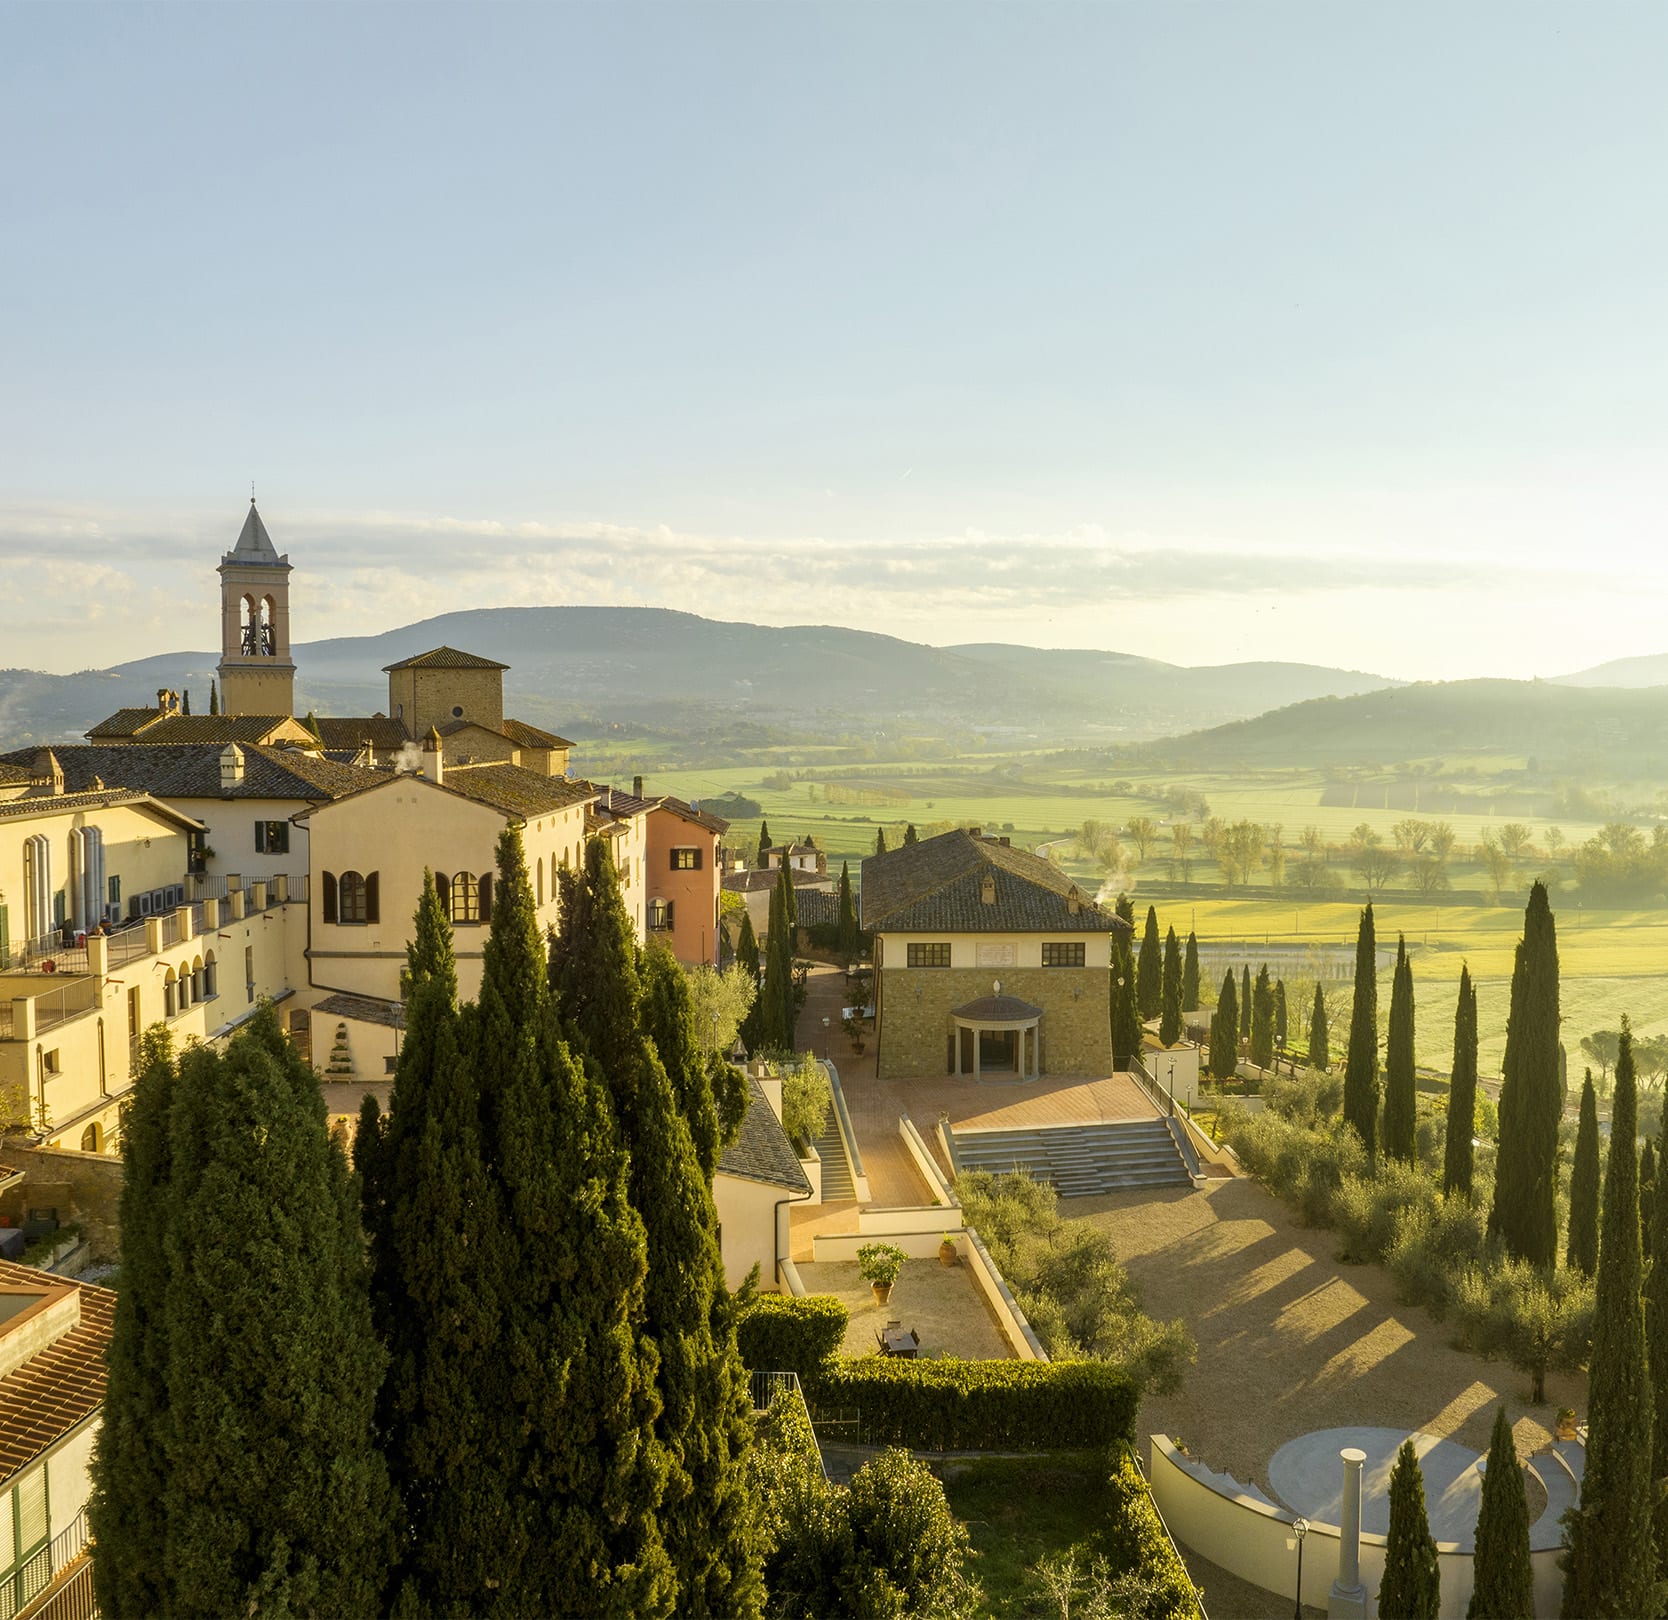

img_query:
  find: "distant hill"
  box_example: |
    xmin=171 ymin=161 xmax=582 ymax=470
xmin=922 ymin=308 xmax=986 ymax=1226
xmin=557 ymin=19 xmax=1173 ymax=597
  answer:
xmin=0 ymin=607 xmax=1398 ymax=752
xmin=1552 ymin=652 xmax=1668 ymax=690
xmin=1138 ymin=678 xmax=1668 ymax=773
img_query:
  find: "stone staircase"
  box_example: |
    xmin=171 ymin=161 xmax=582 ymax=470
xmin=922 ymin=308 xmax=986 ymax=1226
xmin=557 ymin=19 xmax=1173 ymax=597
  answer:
xmin=948 ymin=1118 xmax=1192 ymax=1197
xmin=813 ymin=1118 xmax=856 ymax=1202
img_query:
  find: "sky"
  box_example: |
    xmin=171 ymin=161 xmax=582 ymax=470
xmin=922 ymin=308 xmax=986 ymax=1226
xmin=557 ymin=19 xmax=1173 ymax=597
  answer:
xmin=2 ymin=4 xmax=1665 ymax=681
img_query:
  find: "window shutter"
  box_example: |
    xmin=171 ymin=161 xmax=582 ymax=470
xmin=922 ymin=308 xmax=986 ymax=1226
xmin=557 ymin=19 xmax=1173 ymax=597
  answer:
xmin=693 ymin=848 xmax=701 ymax=870
xmin=255 ymin=821 xmax=267 ymax=854
xmin=366 ymin=871 xmax=380 ymax=924
xmin=276 ymin=822 xmax=289 ymax=855
xmin=16 ymin=1467 xmax=45 ymax=1552
xmin=322 ymin=872 xmax=338 ymax=924
xmin=666 ymin=899 xmax=675 ymax=928
xmin=479 ymin=874 xmax=493 ymax=923
xmin=0 ymin=904 xmax=8 ymax=971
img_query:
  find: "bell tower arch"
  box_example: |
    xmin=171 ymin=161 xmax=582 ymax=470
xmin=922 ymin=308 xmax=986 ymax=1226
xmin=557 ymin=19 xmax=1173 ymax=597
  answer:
xmin=216 ymin=497 xmax=296 ymax=716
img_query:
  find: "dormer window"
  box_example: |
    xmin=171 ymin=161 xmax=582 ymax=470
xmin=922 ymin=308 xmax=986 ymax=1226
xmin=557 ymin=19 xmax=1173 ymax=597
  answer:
xmin=980 ymin=873 xmax=996 ymax=906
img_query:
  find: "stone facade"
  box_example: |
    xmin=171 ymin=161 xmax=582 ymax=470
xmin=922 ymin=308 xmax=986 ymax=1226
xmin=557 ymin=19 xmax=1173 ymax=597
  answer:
xmin=877 ymin=966 xmax=1111 ymax=1080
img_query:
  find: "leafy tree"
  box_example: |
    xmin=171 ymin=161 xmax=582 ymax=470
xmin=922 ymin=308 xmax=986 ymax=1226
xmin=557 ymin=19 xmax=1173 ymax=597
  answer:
xmin=836 ymin=860 xmax=858 ymax=957
xmin=1114 ymin=892 xmax=1135 ymax=927
xmin=1468 ymin=1406 xmax=1532 ymax=1620
xmin=1111 ymin=938 xmax=1142 ymax=1063
xmin=1444 ymin=965 xmax=1478 ymax=1198
xmin=1274 ymin=977 xmax=1288 ymax=1051
xmin=1169 ymin=821 xmax=1195 ymax=881
xmin=1490 ymin=883 xmax=1562 ymax=1269
xmin=1343 ymin=903 xmax=1379 ymax=1155
xmin=781 ymin=1052 xmax=831 ymax=1149
xmin=874 ymin=826 xmax=887 ymax=856
xmin=903 ymin=823 xmax=918 ymax=845
xmin=1159 ymin=927 xmax=1183 ymax=1046
xmin=1239 ymin=963 xmax=1252 ymax=1039
xmin=1309 ymin=981 xmax=1329 ymax=1071
xmin=207 ymin=677 xmax=218 ymax=715
xmin=1137 ymin=907 xmax=1162 ymax=1020
xmin=757 ymin=819 xmax=772 ymax=865
xmin=1249 ymin=963 xmax=1275 ymax=1070
xmin=1562 ymin=1018 xmax=1658 ymax=1620
xmin=1182 ymin=931 xmax=1200 ymax=1011
xmin=735 ymin=911 xmax=765 ymax=1054
xmin=554 ymin=837 xmax=764 ymax=1617
xmin=1581 ymin=1030 xmax=1620 ymax=1086
xmin=1211 ymin=970 xmax=1239 ymax=1082
xmin=1378 ymin=1439 xmax=1440 ymax=1619
xmin=1383 ymin=935 xmax=1416 ymax=1162
xmin=1566 ymin=1071 xmax=1600 ymax=1276
xmin=138 ymin=1011 xmax=392 ymax=1616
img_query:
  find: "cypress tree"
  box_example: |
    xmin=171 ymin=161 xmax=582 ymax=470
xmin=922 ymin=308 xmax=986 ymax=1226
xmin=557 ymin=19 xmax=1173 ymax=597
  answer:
xmin=1648 ymin=1108 xmax=1668 ymax=1575
xmin=1383 ymin=935 xmax=1417 ymax=1162
xmin=90 ymin=1029 xmax=179 ymax=1619
xmin=554 ymin=837 xmax=764 ymax=1616
xmin=1159 ymin=927 xmax=1183 ymax=1046
xmin=1137 ymin=907 xmax=1162 ymax=1020
xmin=1309 ymin=981 xmax=1329 ymax=1071
xmin=1274 ymin=977 xmax=1288 ymax=1051
xmin=1562 ymin=1018 xmax=1657 ymax=1620
xmin=182 ymin=687 xmax=191 ymax=715
xmin=757 ymin=819 xmax=772 ymax=865
xmin=1111 ymin=937 xmax=1142 ymax=1064
xmin=875 ymin=826 xmax=887 ymax=856
xmin=1467 ymin=1407 xmax=1532 ymax=1620
xmin=1566 ymin=1071 xmax=1600 ymax=1276
xmin=1212 ymin=969 xmax=1239 ymax=1082
xmin=159 ymin=1010 xmax=392 ymax=1616
xmin=1183 ymin=930 xmax=1200 ymax=1011
xmin=1490 ymin=883 xmax=1562 ymax=1269
xmin=1378 ymin=1439 xmax=1440 ymax=1619
xmin=1240 ymin=962 xmax=1252 ymax=1039
xmin=208 ymin=677 xmax=219 ymax=715
xmin=1343 ymin=903 xmax=1379 ymax=1155
xmin=1250 ymin=963 xmax=1275 ymax=1070
xmin=837 ymin=860 xmax=858 ymax=957
xmin=903 ymin=823 xmax=918 ymax=844
xmin=735 ymin=910 xmax=765 ymax=1054
xmin=1642 ymin=1141 xmax=1658 ymax=1263
xmin=1444 ymin=965 xmax=1478 ymax=1199
xmin=760 ymin=874 xmax=790 ymax=1050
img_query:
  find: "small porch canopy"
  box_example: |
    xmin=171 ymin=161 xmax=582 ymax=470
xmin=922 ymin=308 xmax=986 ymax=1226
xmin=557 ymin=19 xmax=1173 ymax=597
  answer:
xmin=951 ymin=990 xmax=1042 ymax=1079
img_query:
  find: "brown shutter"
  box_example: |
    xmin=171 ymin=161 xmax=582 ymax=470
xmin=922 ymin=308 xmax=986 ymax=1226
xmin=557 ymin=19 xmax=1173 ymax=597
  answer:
xmin=255 ymin=821 xmax=266 ymax=854
xmin=478 ymin=874 xmax=493 ymax=923
xmin=436 ymin=874 xmax=451 ymax=916
xmin=365 ymin=871 xmax=380 ymax=924
xmin=322 ymin=872 xmax=337 ymax=924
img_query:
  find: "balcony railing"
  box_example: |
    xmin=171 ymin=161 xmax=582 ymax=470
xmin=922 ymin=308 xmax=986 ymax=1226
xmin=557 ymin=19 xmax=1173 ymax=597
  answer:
xmin=5 ymin=1507 xmax=90 ymax=1620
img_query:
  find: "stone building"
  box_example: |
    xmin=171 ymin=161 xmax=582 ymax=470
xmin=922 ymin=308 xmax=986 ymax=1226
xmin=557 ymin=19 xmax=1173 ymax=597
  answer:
xmin=861 ymin=828 xmax=1129 ymax=1081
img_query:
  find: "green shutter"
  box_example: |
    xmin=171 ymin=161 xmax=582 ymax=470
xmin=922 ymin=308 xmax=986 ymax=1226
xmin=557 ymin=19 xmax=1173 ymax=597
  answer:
xmin=0 ymin=905 xmax=9 ymax=970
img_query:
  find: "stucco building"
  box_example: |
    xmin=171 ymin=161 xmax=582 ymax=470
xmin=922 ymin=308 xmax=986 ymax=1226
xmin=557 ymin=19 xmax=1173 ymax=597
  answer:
xmin=862 ymin=828 xmax=1128 ymax=1081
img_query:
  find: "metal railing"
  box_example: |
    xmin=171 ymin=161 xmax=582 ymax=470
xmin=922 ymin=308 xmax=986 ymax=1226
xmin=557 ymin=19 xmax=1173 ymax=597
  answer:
xmin=750 ymin=1371 xmax=829 ymax=1480
xmin=4 ymin=1507 xmax=90 ymax=1620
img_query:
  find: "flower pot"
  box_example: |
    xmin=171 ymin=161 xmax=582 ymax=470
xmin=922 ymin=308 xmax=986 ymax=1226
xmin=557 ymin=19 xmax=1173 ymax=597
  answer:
xmin=870 ymin=1282 xmax=892 ymax=1306
xmin=1556 ymin=1411 xmax=1578 ymax=1442
xmin=938 ymin=1240 xmax=957 ymax=1267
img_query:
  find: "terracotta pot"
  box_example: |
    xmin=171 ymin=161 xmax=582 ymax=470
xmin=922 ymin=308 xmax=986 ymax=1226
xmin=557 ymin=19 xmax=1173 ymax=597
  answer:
xmin=870 ymin=1282 xmax=892 ymax=1306
xmin=938 ymin=1241 xmax=957 ymax=1267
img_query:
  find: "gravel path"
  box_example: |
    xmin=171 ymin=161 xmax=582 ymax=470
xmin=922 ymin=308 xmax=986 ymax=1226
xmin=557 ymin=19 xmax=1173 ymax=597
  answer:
xmin=1066 ymin=1177 xmax=1585 ymax=1499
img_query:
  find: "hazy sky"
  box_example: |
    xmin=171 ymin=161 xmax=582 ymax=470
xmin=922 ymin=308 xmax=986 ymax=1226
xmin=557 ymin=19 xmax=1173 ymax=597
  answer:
xmin=3 ymin=4 xmax=1664 ymax=680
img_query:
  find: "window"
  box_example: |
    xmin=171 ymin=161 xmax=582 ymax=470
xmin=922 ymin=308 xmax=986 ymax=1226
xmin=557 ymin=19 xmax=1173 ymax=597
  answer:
xmin=648 ymin=898 xmax=675 ymax=931
xmin=107 ymin=875 xmax=121 ymax=906
xmin=337 ymin=870 xmax=379 ymax=925
xmin=907 ymin=943 xmax=952 ymax=968
xmin=1042 ymin=942 xmax=1086 ymax=968
xmin=191 ymin=957 xmax=204 ymax=1002
xmin=452 ymin=705 xmax=464 ymax=718
xmin=672 ymin=847 xmax=701 ymax=871
xmin=437 ymin=872 xmax=491 ymax=925
xmin=204 ymin=952 xmax=218 ymax=998
xmin=255 ymin=820 xmax=290 ymax=855
xmin=164 ymin=971 xmax=178 ymax=1018
xmin=41 ymin=1050 xmax=60 ymax=1076
xmin=81 ymin=1123 xmax=104 ymax=1153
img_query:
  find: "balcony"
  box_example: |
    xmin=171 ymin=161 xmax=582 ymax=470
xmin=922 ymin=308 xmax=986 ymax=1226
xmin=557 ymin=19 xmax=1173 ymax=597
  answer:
xmin=12 ymin=1508 xmax=93 ymax=1620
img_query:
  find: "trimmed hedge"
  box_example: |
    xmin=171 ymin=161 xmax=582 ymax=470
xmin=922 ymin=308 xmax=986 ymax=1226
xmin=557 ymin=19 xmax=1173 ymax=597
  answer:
xmin=1103 ymin=1447 xmax=1203 ymax=1619
xmin=823 ymin=1357 xmax=1139 ymax=1452
xmin=737 ymin=1294 xmax=848 ymax=1389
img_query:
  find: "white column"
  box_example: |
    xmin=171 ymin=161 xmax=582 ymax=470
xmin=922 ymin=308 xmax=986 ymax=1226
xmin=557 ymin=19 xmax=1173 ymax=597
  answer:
xmin=1328 ymin=1447 xmax=1368 ymax=1619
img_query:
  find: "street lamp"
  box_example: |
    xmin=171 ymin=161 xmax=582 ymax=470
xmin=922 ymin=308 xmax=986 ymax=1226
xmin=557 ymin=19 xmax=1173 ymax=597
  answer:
xmin=821 ymin=1015 xmax=830 ymax=1058
xmin=1166 ymin=1060 xmax=1176 ymax=1118
xmin=1291 ymin=1518 xmax=1307 ymax=1618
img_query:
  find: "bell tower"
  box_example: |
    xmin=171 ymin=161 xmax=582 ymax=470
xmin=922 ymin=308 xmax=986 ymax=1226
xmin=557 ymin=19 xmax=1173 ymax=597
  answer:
xmin=216 ymin=497 xmax=296 ymax=716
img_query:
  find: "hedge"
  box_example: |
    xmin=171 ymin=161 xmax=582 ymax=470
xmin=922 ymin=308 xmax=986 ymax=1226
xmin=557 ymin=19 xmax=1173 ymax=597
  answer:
xmin=737 ymin=1294 xmax=849 ymax=1389
xmin=821 ymin=1357 xmax=1139 ymax=1452
xmin=1103 ymin=1447 xmax=1203 ymax=1619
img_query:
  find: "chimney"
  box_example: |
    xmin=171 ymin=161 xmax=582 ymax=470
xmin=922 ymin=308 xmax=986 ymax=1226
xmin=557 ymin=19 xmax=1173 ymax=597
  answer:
xmin=219 ymin=743 xmax=245 ymax=789
xmin=157 ymin=687 xmax=170 ymax=713
xmin=633 ymin=775 xmax=644 ymax=799
xmin=1067 ymin=885 xmax=1082 ymax=916
xmin=969 ymin=825 xmax=983 ymax=839
xmin=32 ymin=748 xmax=64 ymax=795
xmin=980 ymin=872 xmax=996 ymax=906
xmin=421 ymin=726 xmax=444 ymax=786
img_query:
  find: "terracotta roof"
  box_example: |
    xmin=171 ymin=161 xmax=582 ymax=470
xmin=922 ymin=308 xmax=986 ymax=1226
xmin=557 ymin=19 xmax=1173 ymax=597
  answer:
xmin=0 ymin=1263 xmax=115 ymax=1480
xmin=312 ymin=716 xmax=410 ymax=751
xmin=0 ymin=744 xmax=387 ymax=804
xmin=313 ymin=992 xmax=405 ymax=1031
xmin=85 ymin=707 xmax=163 ymax=739
xmin=795 ymin=888 xmax=841 ymax=929
xmin=381 ymin=646 xmax=509 ymax=673
xmin=441 ymin=763 xmax=595 ymax=819
xmin=0 ymin=763 xmax=30 ymax=786
xmin=83 ymin=712 xmax=304 ymax=746
xmin=502 ymin=717 xmax=574 ymax=751
xmin=717 ymin=1078 xmax=812 ymax=1193
xmin=952 ymin=993 xmax=1044 ymax=1021
xmin=860 ymin=829 xmax=1126 ymax=935
xmin=651 ymin=796 xmax=729 ymax=835
xmin=0 ymin=789 xmax=206 ymax=831
xmin=722 ymin=868 xmax=833 ymax=894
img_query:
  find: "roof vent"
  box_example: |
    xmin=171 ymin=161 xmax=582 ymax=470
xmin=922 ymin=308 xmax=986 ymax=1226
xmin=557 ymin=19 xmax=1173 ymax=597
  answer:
xmin=220 ymin=743 xmax=245 ymax=789
xmin=981 ymin=872 xmax=997 ymax=906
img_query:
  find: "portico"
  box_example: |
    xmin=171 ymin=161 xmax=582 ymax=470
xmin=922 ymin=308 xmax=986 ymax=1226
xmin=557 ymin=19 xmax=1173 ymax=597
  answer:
xmin=950 ymin=988 xmax=1042 ymax=1079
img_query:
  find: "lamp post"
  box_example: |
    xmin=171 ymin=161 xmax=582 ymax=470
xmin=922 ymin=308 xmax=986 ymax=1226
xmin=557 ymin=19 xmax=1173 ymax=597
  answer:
xmin=1166 ymin=1059 xmax=1176 ymax=1118
xmin=1291 ymin=1517 xmax=1307 ymax=1618
xmin=821 ymin=1015 xmax=830 ymax=1059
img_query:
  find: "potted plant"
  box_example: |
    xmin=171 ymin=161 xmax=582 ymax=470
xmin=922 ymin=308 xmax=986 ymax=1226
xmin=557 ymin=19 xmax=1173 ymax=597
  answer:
xmin=938 ymin=1232 xmax=958 ymax=1268
xmin=857 ymin=1242 xmax=907 ymax=1306
xmin=1555 ymin=1407 xmax=1578 ymax=1442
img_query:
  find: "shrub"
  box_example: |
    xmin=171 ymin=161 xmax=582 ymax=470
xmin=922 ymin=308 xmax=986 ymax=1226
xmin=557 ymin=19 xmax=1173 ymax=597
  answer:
xmin=736 ymin=1295 xmax=848 ymax=1389
xmin=780 ymin=1052 xmax=832 ymax=1148
xmin=1264 ymin=1067 xmax=1342 ymax=1127
xmin=844 ymin=1449 xmax=982 ymax=1619
xmin=1100 ymin=1449 xmax=1203 ymax=1620
xmin=1384 ymin=1197 xmax=1488 ymax=1316
xmin=1334 ymin=1161 xmax=1436 ymax=1265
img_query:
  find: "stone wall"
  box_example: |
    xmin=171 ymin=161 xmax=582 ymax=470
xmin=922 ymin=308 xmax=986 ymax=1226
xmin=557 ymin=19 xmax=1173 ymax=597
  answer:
xmin=876 ymin=967 xmax=1111 ymax=1079
xmin=0 ymin=1142 xmax=125 ymax=1261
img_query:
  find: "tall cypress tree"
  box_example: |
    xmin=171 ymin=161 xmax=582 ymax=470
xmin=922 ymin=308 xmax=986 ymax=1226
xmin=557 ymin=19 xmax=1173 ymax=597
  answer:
xmin=182 ymin=687 xmax=191 ymax=714
xmin=1343 ymin=903 xmax=1379 ymax=1155
xmin=1490 ymin=883 xmax=1562 ymax=1269
xmin=1212 ymin=969 xmax=1239 ymax=1082
xmin=1642 ymin=1142 xmax=1658 ymax=1263
xmin=1383 ymin=935 xmax=1417 ymax=1162
xmin=1137 ymin=907 xmax=1162 ymax=1020
xmin=756 ymin=819 xmax=771 ymax=865
xmin=1378 ymin=1439 xmax=1440 ymax=1619
xmin=837 ymin=860 xmax=858 ymax=957
xmin=1444 ymin=965 xmax=1478 ymax=1199
xmin=1566 ymin=1071 xmax=1600 ymax=1277
xmin=1562 ymin=1018 xmax=1657 ymax=1620
xmin=1274 ymin=977 xmax=1288 ymax=1051
xmin=159 ymin=1010 xmax=392 ymax=1616
xmin=735 ymin=910 xmax=764 ymax=1054
xmin=1239 ymin=962 xmax=1252 ymax=1039
xmin=1309 ymin=981 xmax=1329 ymax=1071
xmin=760 ymin=873 xmax=792 ymax=1050
xmin=875 ymin=826 xmax=887 ymax=856
xmin=208 ymin=676 xmax=219 ymax=715
xmin=554 ymin=837 xmax=764 ymax=1616
xmin=1648 ymin=1108 xmax=1668 ymax=1576
xmin=1159 ymin=927 xmax=1183 ymax=1046
xmin=1250 ymin=963 xmax=1275 ymax=1070
xmin=1111 ymin=936 xmax=1142 ymax=1063
xmin=1182 ymin=930 xmax=1200 ymax=1011
xmin=1468 ymin=1407 xmax=1532 ymax=1620
xmin=90 ymin=1029 xmax=179 ymax=1619
xmin=903 ymin=823 xmax=918 ymax=845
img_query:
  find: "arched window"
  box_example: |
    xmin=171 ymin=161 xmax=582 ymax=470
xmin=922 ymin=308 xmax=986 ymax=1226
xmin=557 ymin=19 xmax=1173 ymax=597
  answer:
xmin=537 ymin=858 xmax=544 ymax=907
xmin=176 ymin=965 xmax=190 ymax=1011
xmin=204 ymin=951 xmax=218 ymax=998
xmin=261 ymin=595 xmax=277 ymax=656
xmin=81 ymin=1123 xmax=103 ymax=1154
xmin=191 ymin=956 xmax=204 ymax=1002
xmin=164 ymin=968 xmax=178 ymax=1019
xmin=451 ymin=872 xmax=480 ymax=924
xmin=337 ymin=871 xmax=379 ymax=924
